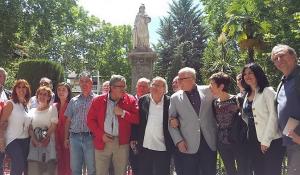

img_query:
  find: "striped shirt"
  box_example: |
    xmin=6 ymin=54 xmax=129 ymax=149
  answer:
xmin=65 ymin=92 xmax=96 ymax=133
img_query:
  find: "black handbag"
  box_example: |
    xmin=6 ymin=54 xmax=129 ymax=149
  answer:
xmin=34 ymin=127 xmax=48 ymax=141
xmin=228 ymin=96 xmax=248 ymax=143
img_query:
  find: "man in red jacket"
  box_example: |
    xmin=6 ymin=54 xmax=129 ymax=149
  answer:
xmin=87 ymin=74 xmax=139 ymax=175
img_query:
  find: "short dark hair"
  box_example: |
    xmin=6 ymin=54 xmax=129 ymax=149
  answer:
xmin=54 ymin=82 xmax=72 ymax=103
xmin=209 ymin=72 xmax=231 ymax=92
xmin=241 ymin=63 xmax=269 ymax=94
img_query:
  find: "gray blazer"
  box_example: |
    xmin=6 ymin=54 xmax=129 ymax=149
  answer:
xmin=168 ymin=85 xmax=217 ymax=154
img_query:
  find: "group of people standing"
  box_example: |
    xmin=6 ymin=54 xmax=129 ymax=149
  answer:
xmin=0 ymin=44 xmax=299 ymax=175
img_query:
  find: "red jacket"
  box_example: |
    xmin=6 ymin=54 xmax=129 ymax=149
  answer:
xmin=87 ymin=93 xmax=139 ymax=150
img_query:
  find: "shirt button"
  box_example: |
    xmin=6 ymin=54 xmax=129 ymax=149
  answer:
xmin=197 ymin=129 xmax=200 ymax=132
xmin=253 ymin=115 xmax=256 ymax=117
xmin=255 ymin=122 xmax=258 ymax=125
xmin=252 ymin=108 xmax=255 ymax=111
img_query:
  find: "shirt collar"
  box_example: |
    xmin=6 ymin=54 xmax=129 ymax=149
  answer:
xmin=185 ymin=85 xmax=198 ymax=94
xmin=79 ymin=91 xmax=95 ymax=98
xmin=150 ymin=94 xmax=164 ymax=105
xmin=108 ymin=93 xmax=124 ymax=103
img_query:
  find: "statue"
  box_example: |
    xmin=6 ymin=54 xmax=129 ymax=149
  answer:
xmin=133 ymin=4 xmax=151 ymax=51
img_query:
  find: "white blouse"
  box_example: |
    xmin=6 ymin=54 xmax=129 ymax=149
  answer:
xmin=5 ymin=101 xmax=31 ymax=146
xmin=27 ymin=105 xmax=58 ymax=162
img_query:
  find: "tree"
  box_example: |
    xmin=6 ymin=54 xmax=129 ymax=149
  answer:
xmin=222 ymin=0 xmax=268 ymax=63
xmin=201 ymin=0 xmax=300 ymax=87
xmin=0 ymin=0 xmax=78 ymax=64
xmin=16 ymin=59 xmax=64 ymax=94
xmin=0 ymin=0 xmax=133 ymax=86
xmin=155 ymin=0 xmax=208 ymax=88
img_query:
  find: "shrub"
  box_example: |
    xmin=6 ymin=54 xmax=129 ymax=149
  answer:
xmin=16 ymin=59 xmax=64 ymax=95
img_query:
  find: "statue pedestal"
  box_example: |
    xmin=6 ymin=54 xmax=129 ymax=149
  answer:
xmin=128 ymin=50 xmax=157 ymax=94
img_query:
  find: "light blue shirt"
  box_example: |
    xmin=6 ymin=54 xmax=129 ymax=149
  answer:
xmin=104 ymin=93 xmax=119 ymax=136
xmin=65 ymin=92 xmax=96 ymax=133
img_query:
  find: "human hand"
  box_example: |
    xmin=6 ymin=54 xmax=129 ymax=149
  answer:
xmin=64 ymin=139 xmax=70 ymax=149
xmin=288 ymin=130 xmax=300 ymax=145
xmin=169 ymin=117 xmax=180 ymax=128
xmin=130 ymin=140 xmax=138 ymax=149
xmin=261 ymin=144 xmax=269 ymax=154
xmin=31 ymin=138 xmax=41 ymax=147
xmin=114 ymin=106 xmax=124 ymax=116
xmin=40 ymin=136 xmax=50 ymax=147
xmin=103 ymin=133 xmax=113 ymax=143
xmin=177 ymin=140 xmax=188 ymax=153
xmin=0 ymin=138 xmax=5 ymax=153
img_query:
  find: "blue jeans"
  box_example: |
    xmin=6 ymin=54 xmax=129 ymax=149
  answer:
xmin=0 ymin=152 xmax=4 ymax=175
xmin=70 ymin=132 xmax=96 ymax=175
xmin=6 ymin=138 xmax=30 ymax=175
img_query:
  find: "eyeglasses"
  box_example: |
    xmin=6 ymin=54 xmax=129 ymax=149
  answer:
xmin=178 ymin=77 xmax=192 ymax=81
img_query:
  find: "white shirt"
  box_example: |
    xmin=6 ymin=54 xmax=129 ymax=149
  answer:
xmin=0 ymin=90 xmax=8 ymax=102
xmin=5 ymin=101 xmax=31 ymax=146
xmin=143 ymin=95 xmax=166 ymax=151
xmin=27 ymin=105 xmax=58 ymax=162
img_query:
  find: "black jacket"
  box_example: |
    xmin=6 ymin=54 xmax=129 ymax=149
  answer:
xmin=132 ymin=94 xmax=175 ymax=153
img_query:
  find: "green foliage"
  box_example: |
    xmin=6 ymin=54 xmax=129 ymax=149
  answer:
xmin=3 ymin=60 xmax=23 ymax=90
xmin=155 ymin=0 xmax=208 ymax=91
xmin=0 ymin=0 xmax=78 ymax=64
xmin=16 ymin=59 xmax=64 ymax=94
xmin=201 ymin=0 xmax=300 ymax=87
xmin=0 ymin=0 xmax=132 ymax=88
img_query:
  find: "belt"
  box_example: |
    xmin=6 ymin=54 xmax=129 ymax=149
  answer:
xmin=71 ymin=132 xmax=93 ymax=136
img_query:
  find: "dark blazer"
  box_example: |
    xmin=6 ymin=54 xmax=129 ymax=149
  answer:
xmin=133 ymin=94 xmax=175 ymax=153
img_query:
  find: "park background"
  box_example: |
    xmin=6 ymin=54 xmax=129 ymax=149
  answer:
xmin=1 ymin=0 xmax=300 ymax=93
xmin=0 ymin=0 xmax=299 ymax=174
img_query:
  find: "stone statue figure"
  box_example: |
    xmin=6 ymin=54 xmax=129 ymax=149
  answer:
xmin=133 ymin=4 xmax=151 ymax=50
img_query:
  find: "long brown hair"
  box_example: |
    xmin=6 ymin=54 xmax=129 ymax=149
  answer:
xmin=11 ymin=79 xmax=31 ymax=104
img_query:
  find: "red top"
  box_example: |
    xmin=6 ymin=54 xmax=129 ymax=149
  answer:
xmin=55 ymin=102 xmax=71 ymax=175
xmin=87 ymin=93 xmax=139 ymax=150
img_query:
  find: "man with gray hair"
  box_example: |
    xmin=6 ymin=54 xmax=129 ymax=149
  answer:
xmin=135 ymin=77 xmax=150 ymax=99
xmin=0 ymin=67 xmax=11 ymax=101
xmin=168 ymin=67 xmax=217 ymax=175
xmin=129 ymin=77 xmax=150 ymax=175
xmin=272 ymin=44 xmax=300 ymax=175
xmin=131 ymin=76 xmax=174 ymax=175
xmin=64 ymin=72 xmax=96 ymax=175
xmin=87 ymin=74 xmax=139 ymax=175
xmin=0 ymin=67 xmax=10 ymax=175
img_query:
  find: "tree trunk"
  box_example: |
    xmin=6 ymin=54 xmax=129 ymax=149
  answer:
xmin=247 ymin=47 xmax=254 ymax=63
